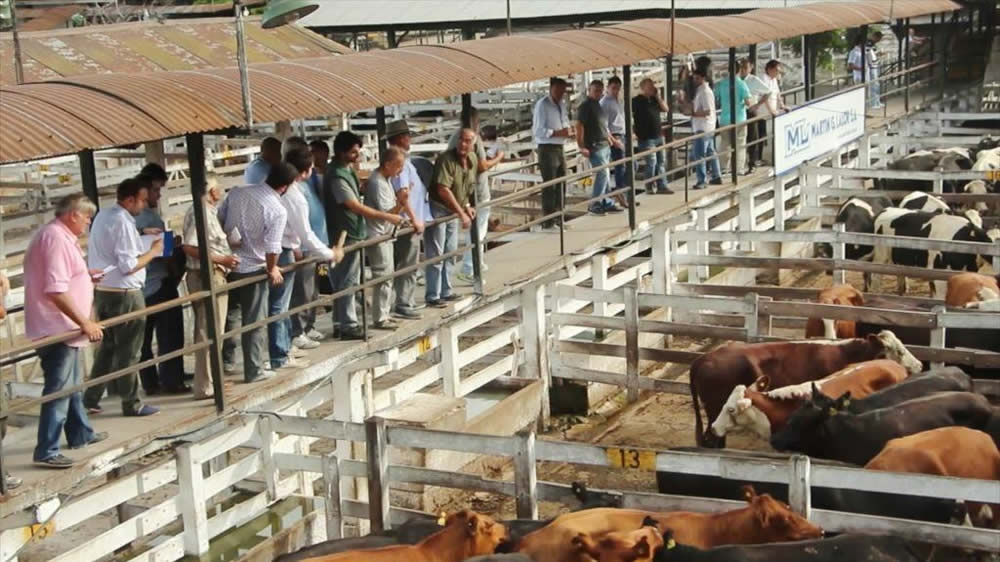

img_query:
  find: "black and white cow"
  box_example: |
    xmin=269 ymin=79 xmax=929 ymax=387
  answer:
xmin=872 ymin=208 xmax=995 ymax=297
xmin=879 ymin=149 xmax=974 ymax=193
xmin=961 ymin=179 xmax=996 ymax=216
xmin=822 ymin=196 xmax=892 ymax=289
xmin=899 ymin=190 xmax=985 ymax=227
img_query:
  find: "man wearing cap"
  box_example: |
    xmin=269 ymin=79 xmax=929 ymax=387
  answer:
xmin=532 ymin=77 xmax=573 ymax=231
xmin=386 ymin=120 xmax=428 ymax=319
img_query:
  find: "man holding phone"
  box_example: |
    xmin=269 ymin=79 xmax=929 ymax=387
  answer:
xmin=532 ymin=77 xmax=573 ymax=231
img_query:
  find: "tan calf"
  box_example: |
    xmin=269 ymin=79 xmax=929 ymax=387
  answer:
xmin=945 ymin=272 xmax=1000 ymax=307
xmin=805 ymin=285 xmax=864 ymax=339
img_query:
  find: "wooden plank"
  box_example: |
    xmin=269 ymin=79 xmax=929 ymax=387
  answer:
xmin=387 ymin=426 xmax=516 ymax=456
xmin=552 ymin=365 xmax=689 ymax=395
xmin=670 ymin=254 xmax=959 ymax=281
xmin=365 ymin=417 xmax=390 ymax=532
xmin=637 ymin=292 xmax=754 ymax=314
xmin=759 ymin=301 xmax=937 ymax=328
xmin=551 ymin=312 xmax=623 ymax=331
xmin=624 ymin=287 xmax=640 ymax=403
xmin=557 ymin=340 xmax=701 ymax=364
xmin=638 ymin=318 xmax=748 ymax=340
xmin=322 ymin=454 xmax=342 ymax=540
xmin=176 ymin=443 xmax=209 ymax=556
xmin=514 ymin=430 xmax=538 ymax=520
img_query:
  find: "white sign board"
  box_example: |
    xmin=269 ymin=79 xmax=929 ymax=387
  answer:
xmin=773 ymin=86 xmax=866 ymax=175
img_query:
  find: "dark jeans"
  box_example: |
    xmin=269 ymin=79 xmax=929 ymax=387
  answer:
xmin=610 ymin=141 xmax=627 ymax=195
xmin=222 ymin=291 xmax=240 ymax=366
xmin=267 ymin=249 xmax=296 ymax=368
xmin=537 ymin=144 xmax=566 ymax=228
xmin=393 ymin=232 xmax=419 ymax=313
xmin=230 ymin=270 xmax=270 ymax=382
xmin=747 ymin=112 xmax=767 ymax=164
xmin=84 ymin=290 xmax=145 ymax=415
xmin=139 ymin=282 xmax=186 ymax=392
xmin=35 ymin=343 xmax=96 ymax=462
xmin=290 ymin=259 xmax=317 ymax=338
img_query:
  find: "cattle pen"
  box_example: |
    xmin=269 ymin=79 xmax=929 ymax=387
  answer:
xmin=2 ymin=2 xmax=1000 ymax=561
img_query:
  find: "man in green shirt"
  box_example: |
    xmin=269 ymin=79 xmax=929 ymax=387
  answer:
xmin=714 ymin=71 xmax=752 ymax=176
xmin=425 ymin=128 xmax=478 ymax=307
xmin=322 ymin=131 xmax=401 ymax=339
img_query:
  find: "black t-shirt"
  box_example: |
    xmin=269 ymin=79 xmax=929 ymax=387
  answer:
xmin=632 ymin=95 xmax=662 ymax=140
xmin=577 ymin=98 xmax=609 ymax=150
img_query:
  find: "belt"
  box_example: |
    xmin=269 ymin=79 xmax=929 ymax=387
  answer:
xmin=96 ymin=286 xmax=141 ymax=293
xmin=538 ymin=144 xmax=564 ymax=150
xmin=612 ymin=133 xmax=624 ymax=138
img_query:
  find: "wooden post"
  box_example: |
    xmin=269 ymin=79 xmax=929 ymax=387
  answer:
xmin=859 ymin=134 xmax=871 ymax=168
xmin=624 ymin=286 xmax=640 ymax=403
xmin=832 ymin=223 xmax=846 ymax=286
xmin=334 ymin=369 xmax=366 ymax=504
xmin=774 ymin=177 xmax=786 ymax=232
xmin=258 ymin=415 xmax=279 ymax=502
xmin=695 ymin=210 xmax=710 ymax=282
xmin=652 ymin=225 xmax=671 ymax=295
xmin=932 ymin=166 xmax=944 ymax=194
xmin=322 ymin=453 xmax=343 ymax=540
xmin=758 ymin=296 xmax=773 ymax=337
xmin=365 ymin=416 xmax=390 ymax=533
xmin=738 ymin=189 xmax=754 ymax=252
xmin=177 ymin=443 xmax=210 ymax=555
xmin=788 ymin=454 xmax=812 ymax=519
xmin=744 ymin=293 xmax=760 ymax=342
xmin=930 ymin=306 xmax=946 ymax=369
xmin=514 ymin=429 xmax=538 ymax=520
xmin=592 ymin=254 xmax=610 ymax=340
xmin=623 ymin=64 xmax=636 ymax=231
xmin=440 ymin=325 xmax=461 ymax=397
xmin=521 ymin=284 xmax=550 ymax=425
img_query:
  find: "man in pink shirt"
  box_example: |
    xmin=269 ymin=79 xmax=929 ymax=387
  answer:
xmin=23 ymin=194 xmax=107 ymax=468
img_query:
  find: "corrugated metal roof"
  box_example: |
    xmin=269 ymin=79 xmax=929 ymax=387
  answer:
xmin=0 ymin=17 xmax=351 ymax=86
xmin=0 ymin=0 xmax=963 ymax=164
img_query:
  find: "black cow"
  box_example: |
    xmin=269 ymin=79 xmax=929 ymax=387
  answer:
xmin=878 ymin=148 xmax=975 ymax=193
xmin=813 ymin=367 xmax=973 ymax=413
xmin=872 ymin=208 xmax=994 ymax=297
xmin=770 ymin=391 xmax=995 ymax=465
xmin=652 ymin=531 xmax=921 ymax=562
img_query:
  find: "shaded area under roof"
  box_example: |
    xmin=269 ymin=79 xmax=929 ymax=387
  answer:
xmin=0 ymin=0 xmax=962 ymax=164
xmin=0 ymin=17 xmax=351 ymax=86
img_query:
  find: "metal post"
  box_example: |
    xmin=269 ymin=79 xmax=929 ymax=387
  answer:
xmin=904 ymin=18 xmax=911 ymax=113
xmin=387 ymin=28 xmax=397 ymax=49
xmin=187 ymin=133 xmax=226 ymax=413
xmin=749 ymin=43 xmax=758 ymax=70
xmin=860 ymin=25 xmax=869 ymax=99
xmin=375 ymin=106 xmax=387 ymax=161
xmin=365 ymin=416 xmax=390 ymax=532
xmin=10 ymin=0 xmax=24 ymax=85
xmin=360 ymin=246 xmax=368 ymax=340
xmin=728 ymin=47 xmax=738 ymax=185
xmin=803 ymin=35 xmax=812 ymax=102
xmin=506 ymin=0 xmax=512 ymax=36
xmin=234 ymin=0 xmax=253 ymax=129
xmin=665 ymin=55 xmax=675 ymax=176
xmin=79 ymin=149 xmax=100 ymax=210
xmin=622 ymin=64 xmax=636 ymax=231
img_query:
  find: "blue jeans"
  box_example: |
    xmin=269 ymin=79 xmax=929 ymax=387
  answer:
xmin=461 ymin=198 xmax=490 ymax=276
xmin=35 ymin=343 xmax=96 ymax=462
xmin=692 ymin=135 xmax=721 ymax=186
xmin=587 ymin=145 xmax=612 ymax=211
xmin=610 ymin=139 xmax=626 ymax=192
xmin=425 ymin=204 xmax=458 ymax=301
xmin=268 ymin=249 xmax=296 ymax=368
xmin=638 ymin=137 xmax=667 ymax=190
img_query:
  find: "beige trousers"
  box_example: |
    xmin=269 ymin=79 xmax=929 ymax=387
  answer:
xmin=718 ymin=123 xmax=748 ymax=174
xmin=186 ymin=270 xmax=228 ymax=398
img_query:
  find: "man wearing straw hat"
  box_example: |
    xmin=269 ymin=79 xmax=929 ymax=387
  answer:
xmin=387 ymin=119 xmax=429 ymax=320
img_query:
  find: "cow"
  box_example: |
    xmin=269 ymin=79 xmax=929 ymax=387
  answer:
xmin=689 ymin=331 xmax=922 ymax=447
xmin=275 ymin=537 xmax=399 ymax=562
xmin=770 ymin=390 xmax=996 ymax=465
xmin=819 ymin=196 xmax=892 ymax=290
xmin=879 ymin=149 xmax=975 ymax=193
xmin=571 ymin=526 xmax=663 ymax=562
xmin=871 ymin=208 xmax=994 ymax=297
xmin=514 ymin=489 xmax=821 ymax=562
xmin=900 ymin=190 xmax=951 ymax=213
xmin=960 ymin=179 xmax=996 ymax=216
xmin=709 ymin=359 xmax=908 ymax=440
xmin=651 ymin=531 xmax=921 ymax=562
xmin=946 ymin=271 xmax=1000 ymax=307
xmin=298 ymin=511 xmax=507 ymax=562
xmin=865 ymin=426 xmax=1000 ymax=528
xmin=463 ymin=556 xmax=535 ymax=562
xmin=804 ymin=285 xmax=864 ymax=339
xmin=973 ymin=146 xmax=1000 ymax=178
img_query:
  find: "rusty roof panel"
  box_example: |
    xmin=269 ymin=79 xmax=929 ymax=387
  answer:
xmin=551 ymin=28 xmax=662 ymax=64
xmin=0 ymin=18 xmax=350 ymax=86
xmin=0 ymin=92 xmax=108 ymax=163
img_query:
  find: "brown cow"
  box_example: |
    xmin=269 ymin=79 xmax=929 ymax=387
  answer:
xmin=945 ymin=272 xmax=1000 ymax=307
xmin=710 ymin=359 xmax=908 ymax=440
xmin=571 ymin=526 xmax=663 ymax=562
xmin=866 ymin=427 xmax=1000 ymax=528
xmin=515 ymin=487 xmax=821 ymax=562
xmin=301 ymin=511 xmax=507 ymax=562
xmin=804 ymin=285 xmax=865 ymax=339
xmin=690 ymin=331 xmax=922 ymax=447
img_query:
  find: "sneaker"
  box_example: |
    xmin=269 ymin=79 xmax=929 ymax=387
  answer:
xmin=393 ymin=308 xmax=422 ymax=320
xmin=86 ymin=405 xmax=103 ymax=415
xmin=223 ymin=363 xmax=238 ymax=375
xmin=426 ymin=299 xmax=448 ymax=308
xmin=290 ymin=346 xmax=308 ymax=358
xmin=247 ymin=370 xmax=277 ymax=383
xmin=70 ymin=432 xmax=109 ymax=450
xmin=692 ymin=183 xmax=707 ymax=190
xmin=339 ymin=326 xmax=366 ymax=340
xmin=373 ymin=319 xmax=400 ymax=330
xmin=35 ymin=454 xmax=75 ymax=469
xmin=603 ymin=205 xmax=625 ymax=214
xmin=278 ymin=357 xmax=310 ymax=370
xmin=5 ymin=473 xmax=22 ymax=489
xmin=292 ymin=335 xmax=320 ymax=349
xmin=588 ymin=206 xmax=606 ymax=216
xmin=709 ymin=178 xmax=723 ymax=185
xmin=442 ymin=294 xmax=463 ymax=302
xmin=127 ymin=405 xmax=160 ymax=417
xmin=306 ymin=329 xmax=325 ymax=341
xmin=456 ymin=271 xmax=476 ymax=284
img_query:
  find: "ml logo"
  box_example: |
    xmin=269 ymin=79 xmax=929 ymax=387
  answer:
xmin=785 ymin=119 xmax=810 ymax=157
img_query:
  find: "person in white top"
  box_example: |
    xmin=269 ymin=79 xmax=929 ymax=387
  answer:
xmin=687 ymin=68 xmax=722 ymax=189
xmin=866 ymin=32 xmax=884 ymax=109
xmin=756 ymin=60 xmax=787 ymax=166
xmin=848 ymin=35 xmax=865 ymax=85
xmin=532 ymin=77 xmax=573 ymax=230
xmin=84 ymin=177 xmax=164 ymax=418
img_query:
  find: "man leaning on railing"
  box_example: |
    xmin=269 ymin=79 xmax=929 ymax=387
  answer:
xmin=23 ymin=194 xmax=108 ymax=468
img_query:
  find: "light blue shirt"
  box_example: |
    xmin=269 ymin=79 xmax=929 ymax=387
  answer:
xmin=599 ymin=95 xmax=626 ymax=136
xmin=714 ymin=76 xmax=751 ymax=126
xmin=532 ymin=95 xmax=570 ymax=145
xmin=391 ymin=157 xmax=430 ymax=223
xmin=306 ymin=170 xmax=329 ymax=245
xmin=88 ymin=203 xmax=146 ymax=290
xmin=134 ymin=208 xmax=167 ymax=297
xmin=243 ymin=157 xmax=271 ymax=185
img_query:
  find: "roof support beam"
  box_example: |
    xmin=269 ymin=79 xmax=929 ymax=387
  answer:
xmin=803 ymin=34 xmax=813 ymax=102
xmin=665 ymin=54 xmax=675 ymax=177
xmin=623 ymin=64 xmax=636 ymax=233
xmin=79 ymin=149 xmax=99 ymax=210
xmin=728 ymin=46 xmax=738 ymax=186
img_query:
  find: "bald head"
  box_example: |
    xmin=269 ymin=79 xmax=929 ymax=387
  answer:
xmin=380 ymin=145 xmax=406 ymax=177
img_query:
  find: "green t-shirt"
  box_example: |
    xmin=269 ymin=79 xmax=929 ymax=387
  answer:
xmin=715 ymin=76 xmax=752 ymax=126
xmin=429 ymin=148 xmax=478 ymax=208
xmin=324 ymin=161 xmax=366 ymax=241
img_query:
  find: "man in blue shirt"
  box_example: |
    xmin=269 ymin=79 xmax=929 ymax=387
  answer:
xmin=714 ymin=71 xmax=752 ymax=176
xmin=243 ymin=137 xmax=283 ymax=185
xmin=290 ymin=139 xmax=332 ymax=347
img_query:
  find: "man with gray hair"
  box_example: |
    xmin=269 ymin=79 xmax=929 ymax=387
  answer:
xmin=24 ymin=193 xmax=107 ymax=467
xmin=365 ymin=146 xmax=410 ymax=329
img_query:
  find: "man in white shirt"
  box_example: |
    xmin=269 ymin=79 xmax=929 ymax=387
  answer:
xmin=218 ymin=163 xmax=296 ymax=383
xmin=867 ymin=32 xmax=884 ymax=109
xmin=268 ymin=142 xmax=339 ymax=371
xmin=387 ymin=120 xmax=428 ymax=319
xmin=532 ymin=77 xmax=573 ymax=231
xmin=848 ymin=35 xmax=865 ymax=85
xmin=687 ymin=68 xmax=722 ymax=189
xmin=83 ymin=177 xmax=163 ymax=417
xmin=757 ymin=60 xmax=787 ymax=165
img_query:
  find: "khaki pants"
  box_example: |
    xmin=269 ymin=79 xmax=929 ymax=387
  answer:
xmin=186 ymin=270 xmax=229 ymax=398
xmin=717 ymin=124 xmax=748 ymax=174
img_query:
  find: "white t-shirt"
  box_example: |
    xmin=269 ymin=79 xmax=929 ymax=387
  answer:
xmin=848 ymin=46 xmax=863 ymax=82
xmin=692 ymin=83 xmax=716 ymax=132
xmin=759 ymin=74 xmax=782 ymax=116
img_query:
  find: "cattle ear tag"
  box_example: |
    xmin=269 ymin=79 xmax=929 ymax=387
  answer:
xmin=667 ymin=539 xmax=676 ymax=549
xmin=842 ymin=398 xmax=850 ymax=407
xmin=437 ymin=512 xmax=447 ymax=526
xmin=828 ymin=407 xmax=838 ymax=416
